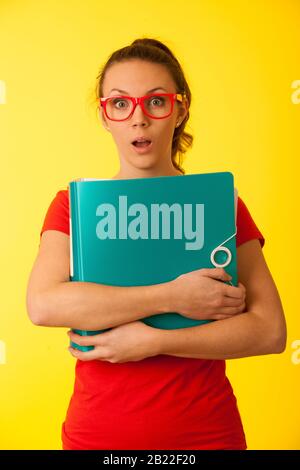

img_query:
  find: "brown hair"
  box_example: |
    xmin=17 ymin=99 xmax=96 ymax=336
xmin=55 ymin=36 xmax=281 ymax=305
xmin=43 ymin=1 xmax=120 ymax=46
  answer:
xmin=94 ymin=38 xmax=193 ymax=174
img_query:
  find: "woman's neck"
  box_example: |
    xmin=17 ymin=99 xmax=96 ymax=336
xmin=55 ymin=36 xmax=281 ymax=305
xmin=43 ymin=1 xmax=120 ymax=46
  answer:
xmin=111 ymin=168 xmax=184 ymax=180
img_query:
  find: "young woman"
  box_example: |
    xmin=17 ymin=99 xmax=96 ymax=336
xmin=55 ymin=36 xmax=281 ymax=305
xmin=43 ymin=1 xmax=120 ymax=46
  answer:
xmin=26 ymin=38 xmax=286 ymax=450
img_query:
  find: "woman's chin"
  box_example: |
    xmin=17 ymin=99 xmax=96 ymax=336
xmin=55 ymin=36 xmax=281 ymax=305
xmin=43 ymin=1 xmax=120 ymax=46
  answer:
xmin=128 ymin=153 xmax=159 ymax=167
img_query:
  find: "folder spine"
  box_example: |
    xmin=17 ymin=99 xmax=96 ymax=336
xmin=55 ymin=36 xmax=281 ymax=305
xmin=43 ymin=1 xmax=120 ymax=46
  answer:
xmin=69 ymin=182 xmax=102 ymax=352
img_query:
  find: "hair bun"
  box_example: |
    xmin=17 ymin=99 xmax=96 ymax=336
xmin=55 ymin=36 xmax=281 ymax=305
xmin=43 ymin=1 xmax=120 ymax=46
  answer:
xmin=131 ymin=38 xmax=175 ymax=59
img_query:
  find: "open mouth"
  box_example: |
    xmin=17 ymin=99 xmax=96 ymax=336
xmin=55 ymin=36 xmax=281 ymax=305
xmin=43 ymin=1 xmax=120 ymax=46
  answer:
xmin=132 ymin=140 xmax=152 ymax=148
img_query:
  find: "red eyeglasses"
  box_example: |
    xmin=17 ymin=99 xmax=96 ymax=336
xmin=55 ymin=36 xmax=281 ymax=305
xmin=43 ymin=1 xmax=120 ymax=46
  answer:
xmin=99 ymin=92 xmax=186 ymax=121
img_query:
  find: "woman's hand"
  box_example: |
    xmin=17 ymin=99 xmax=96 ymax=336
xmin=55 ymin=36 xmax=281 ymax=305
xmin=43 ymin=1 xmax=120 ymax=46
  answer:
xmin=170 ymin=267 xmax=246 ymax=321
xmin=67 ymin=321 xmax=162 ymax=363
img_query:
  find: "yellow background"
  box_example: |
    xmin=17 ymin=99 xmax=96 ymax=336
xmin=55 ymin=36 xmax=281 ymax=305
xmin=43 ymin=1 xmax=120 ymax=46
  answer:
xmin=0 ymin=0 xmax=299 ymax=450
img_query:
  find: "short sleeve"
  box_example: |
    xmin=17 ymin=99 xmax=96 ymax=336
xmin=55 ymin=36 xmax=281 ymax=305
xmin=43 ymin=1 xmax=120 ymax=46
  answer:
xmin=236 ymin=196 xmax=265 ymax=248
xmin=40 ymin=188 xmax=70 ymax=239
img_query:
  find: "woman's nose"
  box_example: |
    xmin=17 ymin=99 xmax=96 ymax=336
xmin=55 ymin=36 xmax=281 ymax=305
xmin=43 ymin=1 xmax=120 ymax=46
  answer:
xmin=131 ymin=102 xmax=149 ymax=123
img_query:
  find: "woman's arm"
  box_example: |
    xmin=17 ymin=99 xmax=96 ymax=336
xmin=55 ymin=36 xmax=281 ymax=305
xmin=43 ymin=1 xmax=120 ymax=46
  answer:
xmin=26 ymin=230 xmax=170 ymax=330
xmin=157 ymin=239 xmax=287 ymax=359
xmin=27 ymin=231 xmax=242 ymax=332
xmin=67 ymin=239 xmax=287 ymax=364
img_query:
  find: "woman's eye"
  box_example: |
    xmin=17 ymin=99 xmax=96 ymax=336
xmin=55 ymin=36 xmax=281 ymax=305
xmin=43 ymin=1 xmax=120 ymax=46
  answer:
xmin=150 ymin=97 xmax=164 ymax=106
xmin=113 ymin=99 xmax=128 ymax=108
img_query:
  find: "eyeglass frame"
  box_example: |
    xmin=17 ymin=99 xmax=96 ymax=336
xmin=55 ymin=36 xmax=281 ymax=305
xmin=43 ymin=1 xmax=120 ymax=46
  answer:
xmin=99 ymin=92 xmax=187 ymax=121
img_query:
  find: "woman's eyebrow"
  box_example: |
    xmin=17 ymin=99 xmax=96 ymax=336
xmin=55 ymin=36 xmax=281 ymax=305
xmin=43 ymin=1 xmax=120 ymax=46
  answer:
xmin=108 ymin=87 xmax=168 ymax=95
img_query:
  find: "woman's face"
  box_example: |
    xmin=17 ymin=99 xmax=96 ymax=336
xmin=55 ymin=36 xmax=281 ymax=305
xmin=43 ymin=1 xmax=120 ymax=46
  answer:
xmin=100 ymin=59 xmax=189 ymax=177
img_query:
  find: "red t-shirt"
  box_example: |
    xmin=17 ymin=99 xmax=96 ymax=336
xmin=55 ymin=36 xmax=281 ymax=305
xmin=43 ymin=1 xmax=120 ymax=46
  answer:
xmin=40 ymin=187 xmax=265 ymax=450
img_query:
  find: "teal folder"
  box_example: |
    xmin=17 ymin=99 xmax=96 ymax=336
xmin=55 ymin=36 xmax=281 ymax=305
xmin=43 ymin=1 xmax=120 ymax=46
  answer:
xmin=69 ymin=172 xmax=238 ymax=351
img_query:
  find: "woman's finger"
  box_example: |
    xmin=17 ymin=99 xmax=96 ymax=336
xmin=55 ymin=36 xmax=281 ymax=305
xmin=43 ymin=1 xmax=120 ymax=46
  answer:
xmin=212 ymin=303 xmax=246 ymax=315
xmin=68 ymin=346 xmax=108 ymax=362
xmin=220 ymin=295 xmax=246 ymax=307
xmin=68 ymin=331 xmax=105 ymax=347
xmin=223 ymin=283 xmax=246 ymax=299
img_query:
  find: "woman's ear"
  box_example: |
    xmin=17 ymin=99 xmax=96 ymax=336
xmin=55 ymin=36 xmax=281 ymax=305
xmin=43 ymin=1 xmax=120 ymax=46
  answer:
xmin=180 ymin=97 xmax=189 ymax=122
xmin=98 ymin=107 xmax=111 ymax=132
xmin=176 ymin=98 xmax=189 ymax=127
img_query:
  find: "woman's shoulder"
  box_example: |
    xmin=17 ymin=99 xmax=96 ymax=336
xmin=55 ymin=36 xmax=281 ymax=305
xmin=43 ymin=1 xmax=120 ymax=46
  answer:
xmin=57 ymin=187 xmax=69 ymax=201
xmin=236 ymin=195 xmax=265 ymax=248
xmin=52 ymin=187 xmax=69 ymax=211
xmin=40 ymin=187 xmax=69 ymax=238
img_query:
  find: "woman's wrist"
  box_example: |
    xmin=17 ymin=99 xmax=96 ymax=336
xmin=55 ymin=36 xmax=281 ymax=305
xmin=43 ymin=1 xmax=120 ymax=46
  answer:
xmin=151 ymin=279 xmax=176 ymax=315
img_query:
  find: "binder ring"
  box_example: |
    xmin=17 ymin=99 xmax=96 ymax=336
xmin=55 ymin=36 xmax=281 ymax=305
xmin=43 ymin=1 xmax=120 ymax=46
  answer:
xmin=210 ymin=246 xmax=232 ymax=268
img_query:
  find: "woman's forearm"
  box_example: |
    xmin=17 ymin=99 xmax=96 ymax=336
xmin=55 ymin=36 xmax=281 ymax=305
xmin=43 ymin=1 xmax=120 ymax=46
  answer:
xmin=33 ymin=280 xmax=171 ymax=330
xmin=157 ymin=310 xmax=287 ymax=360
